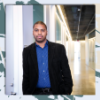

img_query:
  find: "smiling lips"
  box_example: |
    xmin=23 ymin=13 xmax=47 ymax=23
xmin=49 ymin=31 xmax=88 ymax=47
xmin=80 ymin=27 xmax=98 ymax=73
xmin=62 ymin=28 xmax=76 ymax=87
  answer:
xmin=37 ymin=36 xmax=42 ymax=39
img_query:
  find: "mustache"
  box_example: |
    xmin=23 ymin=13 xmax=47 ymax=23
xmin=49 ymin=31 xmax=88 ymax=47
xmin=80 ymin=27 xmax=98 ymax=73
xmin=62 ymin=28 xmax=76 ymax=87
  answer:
xmin=37 ymin=35 xmax=43 ymax=37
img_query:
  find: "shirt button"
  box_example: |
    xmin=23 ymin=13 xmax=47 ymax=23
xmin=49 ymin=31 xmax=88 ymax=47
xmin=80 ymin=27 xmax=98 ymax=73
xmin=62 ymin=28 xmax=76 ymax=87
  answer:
xmin=43 ymin=63 xmax=44 ymax=65
xmin=43 ymin=70 xmax=45 ymax=72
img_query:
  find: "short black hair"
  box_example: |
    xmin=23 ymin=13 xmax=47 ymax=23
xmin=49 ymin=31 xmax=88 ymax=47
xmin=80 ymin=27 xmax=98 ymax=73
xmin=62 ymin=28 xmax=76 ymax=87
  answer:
xmin=33 ymin=21 xmax=47 ymax=30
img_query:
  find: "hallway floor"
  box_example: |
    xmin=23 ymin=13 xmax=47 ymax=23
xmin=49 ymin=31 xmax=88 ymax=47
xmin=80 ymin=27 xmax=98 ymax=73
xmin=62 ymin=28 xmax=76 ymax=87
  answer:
xmin=69 ymin=59 xmax=95 ymax=95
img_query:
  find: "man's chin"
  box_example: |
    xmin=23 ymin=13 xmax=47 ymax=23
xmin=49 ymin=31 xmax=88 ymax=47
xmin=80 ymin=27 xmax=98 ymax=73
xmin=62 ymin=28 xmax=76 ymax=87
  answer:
xmin=36 ymin=38 xmax=46 ymax=43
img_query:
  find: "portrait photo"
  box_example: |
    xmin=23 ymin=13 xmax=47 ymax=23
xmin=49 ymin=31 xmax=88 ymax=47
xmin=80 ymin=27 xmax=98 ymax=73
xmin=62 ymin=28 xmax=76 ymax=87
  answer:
xmin=5 ymin=4 xmax=95 ymax=95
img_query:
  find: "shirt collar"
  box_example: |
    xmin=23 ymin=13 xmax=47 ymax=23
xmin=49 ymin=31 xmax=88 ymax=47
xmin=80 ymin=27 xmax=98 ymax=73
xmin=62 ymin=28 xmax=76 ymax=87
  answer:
xmin=35 ymin=39 xmax=48 ymax=47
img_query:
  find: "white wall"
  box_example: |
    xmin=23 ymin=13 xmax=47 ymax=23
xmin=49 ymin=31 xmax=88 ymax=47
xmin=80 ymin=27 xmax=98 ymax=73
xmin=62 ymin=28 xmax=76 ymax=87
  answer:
xmin=23 ymin=5 xmax=33 ymax=47
xmin=6 ymin=5 xmax=33 ymax=95
xmin=6 ymin=5 xmax=14 ymax=95
xmin=44 ymin=5 xmax=56 ymax=42
xmin=68 ymin=40 xmax=74 ymax=61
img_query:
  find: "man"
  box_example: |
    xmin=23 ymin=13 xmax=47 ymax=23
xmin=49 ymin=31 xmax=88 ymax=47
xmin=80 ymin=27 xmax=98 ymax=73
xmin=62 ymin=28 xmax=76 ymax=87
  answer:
xmin=22 ymin=21 xmax=73 ymax=95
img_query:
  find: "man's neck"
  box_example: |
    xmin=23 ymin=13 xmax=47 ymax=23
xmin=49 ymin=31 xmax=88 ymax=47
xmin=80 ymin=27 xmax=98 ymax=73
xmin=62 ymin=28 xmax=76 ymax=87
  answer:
xmin=35 ymin=39 xmax=47 ymax=48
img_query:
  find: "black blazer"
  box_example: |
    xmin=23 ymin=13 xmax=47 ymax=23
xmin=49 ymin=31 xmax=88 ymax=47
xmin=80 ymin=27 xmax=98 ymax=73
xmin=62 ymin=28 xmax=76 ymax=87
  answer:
xmin=22 ymin=40 xmax=73 ymax=95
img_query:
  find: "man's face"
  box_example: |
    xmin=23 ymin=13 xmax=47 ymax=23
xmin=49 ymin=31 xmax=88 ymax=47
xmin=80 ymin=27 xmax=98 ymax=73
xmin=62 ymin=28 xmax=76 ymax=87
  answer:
xmin=33 ymin=24 xmax=47 ymax=43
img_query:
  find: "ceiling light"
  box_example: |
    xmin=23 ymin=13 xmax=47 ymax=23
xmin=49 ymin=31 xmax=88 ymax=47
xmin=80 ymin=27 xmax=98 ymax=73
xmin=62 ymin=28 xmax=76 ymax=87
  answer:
xmin=57 ymin=5 xmax=72 ymax=40
xmin=78 ymin=9 xmax=81 ymax=11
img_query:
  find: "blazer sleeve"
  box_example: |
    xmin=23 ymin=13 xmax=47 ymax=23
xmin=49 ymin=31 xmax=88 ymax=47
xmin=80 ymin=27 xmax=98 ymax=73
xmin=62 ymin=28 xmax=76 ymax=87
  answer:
xmin=60 ymin=45 xmax=73 ymax=94
xmin=22 ymin=48 xmax=30 ymax=94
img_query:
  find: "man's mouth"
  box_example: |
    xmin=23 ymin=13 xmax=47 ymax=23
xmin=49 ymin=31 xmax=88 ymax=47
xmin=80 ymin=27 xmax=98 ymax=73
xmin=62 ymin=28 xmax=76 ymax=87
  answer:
xmin=37 ymin=36 xmax=42 ymax=39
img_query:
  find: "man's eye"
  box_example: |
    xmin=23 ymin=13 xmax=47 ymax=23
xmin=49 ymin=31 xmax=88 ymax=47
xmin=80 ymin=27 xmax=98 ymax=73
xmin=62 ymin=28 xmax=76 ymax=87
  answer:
xmin=35 ymin=30 xmax=38 ymax=31
xmin=41 ymin=30 xmax=45 ymax=32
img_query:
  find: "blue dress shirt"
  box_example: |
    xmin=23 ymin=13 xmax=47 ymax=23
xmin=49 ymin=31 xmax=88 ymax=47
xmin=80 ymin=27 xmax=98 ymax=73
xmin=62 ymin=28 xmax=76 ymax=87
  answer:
xmin=35 ymin=40 xmax=51 ymax=88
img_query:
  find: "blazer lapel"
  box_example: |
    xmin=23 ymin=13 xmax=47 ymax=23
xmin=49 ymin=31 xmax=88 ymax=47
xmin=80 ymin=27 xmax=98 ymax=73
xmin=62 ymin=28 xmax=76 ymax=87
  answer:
xmin=48 ymin=40 xmax=55 ymax=70
xmin=30 ymin=43 xmax=38 ymax=73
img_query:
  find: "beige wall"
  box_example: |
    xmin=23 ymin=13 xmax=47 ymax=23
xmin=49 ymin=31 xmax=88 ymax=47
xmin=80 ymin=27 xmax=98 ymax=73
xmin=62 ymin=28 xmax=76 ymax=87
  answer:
xmin=80 ymin=41 xmax=85 ymax=60
xmin=85 ymin=35 xmax=89 ymax=65
xmin=85 ymin=34 xmax=95 ymax=69
xmin=96 ymin=4 xmax=100 ymax=69
xmin=68 ymin=40 xmax=74 ymax=61
xmin=89 ymin=38 xmax=95 ymax=62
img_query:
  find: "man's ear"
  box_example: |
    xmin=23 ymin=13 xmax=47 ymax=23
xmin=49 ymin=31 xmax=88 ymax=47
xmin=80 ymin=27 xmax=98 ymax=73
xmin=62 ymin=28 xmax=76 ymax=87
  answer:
xmin=46 ymin=30 xmax=48 ymax=35
xmin=33 ymin=30 xmax=34 ymax=36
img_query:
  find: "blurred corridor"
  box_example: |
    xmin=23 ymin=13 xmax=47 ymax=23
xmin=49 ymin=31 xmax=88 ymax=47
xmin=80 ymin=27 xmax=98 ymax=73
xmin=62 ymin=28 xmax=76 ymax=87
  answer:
xmin=69 ymin=41 xmax=95 ymax=95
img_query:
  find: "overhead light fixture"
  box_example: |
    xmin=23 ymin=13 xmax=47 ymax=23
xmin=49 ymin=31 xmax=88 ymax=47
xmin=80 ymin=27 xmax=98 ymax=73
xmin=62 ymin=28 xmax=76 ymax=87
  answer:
xmin=56 ymin=12 xmax=62 ymax=23
xmin=57 ymin=5 xmax=72 ymax=40
xmin=78 ymin=8 xmax=81 ymax=11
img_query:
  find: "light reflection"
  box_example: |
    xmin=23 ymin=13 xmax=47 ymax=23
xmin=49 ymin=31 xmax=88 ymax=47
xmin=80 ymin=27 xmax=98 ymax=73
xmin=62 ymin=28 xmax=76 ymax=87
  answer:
xmin=74 ymin=41 xmax=80 ymax=75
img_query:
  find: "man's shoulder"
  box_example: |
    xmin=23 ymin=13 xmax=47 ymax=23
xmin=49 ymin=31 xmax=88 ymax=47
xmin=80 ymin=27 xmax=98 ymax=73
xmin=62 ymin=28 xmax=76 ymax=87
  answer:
xmin=49 ymin=41 xmax=64 ymax=48
xmin=23 ymin=43 xmax=35 ymax=52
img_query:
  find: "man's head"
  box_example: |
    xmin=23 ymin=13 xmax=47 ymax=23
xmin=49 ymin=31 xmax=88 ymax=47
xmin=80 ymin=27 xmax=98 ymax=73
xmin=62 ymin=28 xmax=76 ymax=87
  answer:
xmin=33 ymin=21 xmax=47 ymax=43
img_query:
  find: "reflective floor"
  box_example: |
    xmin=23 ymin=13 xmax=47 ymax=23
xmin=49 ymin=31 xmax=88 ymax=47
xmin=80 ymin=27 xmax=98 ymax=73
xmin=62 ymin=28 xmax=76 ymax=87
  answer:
xmin=69 ymin=59 xmax=95 ymax=95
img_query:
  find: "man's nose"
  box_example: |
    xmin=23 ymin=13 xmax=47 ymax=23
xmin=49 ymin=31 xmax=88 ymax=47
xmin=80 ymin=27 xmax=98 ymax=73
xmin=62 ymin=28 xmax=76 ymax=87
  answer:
xmin=38 ymin=30 xmax=42 ymax=34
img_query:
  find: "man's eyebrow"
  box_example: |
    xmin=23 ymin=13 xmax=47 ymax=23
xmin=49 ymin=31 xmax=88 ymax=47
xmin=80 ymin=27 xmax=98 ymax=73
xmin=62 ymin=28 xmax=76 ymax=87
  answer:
xmin=34 ymin=28 xmax=46 ymax=30
xmin=34 ymin=28 xmax=38 ymax=30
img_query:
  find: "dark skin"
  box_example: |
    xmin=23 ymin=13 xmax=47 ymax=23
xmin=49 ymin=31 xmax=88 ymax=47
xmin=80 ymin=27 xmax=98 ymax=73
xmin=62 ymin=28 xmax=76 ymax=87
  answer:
xmin=33 ymin=23 xmax=70 ymax=95
xmin=33 ymin=24 xmax=48 ymax=48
